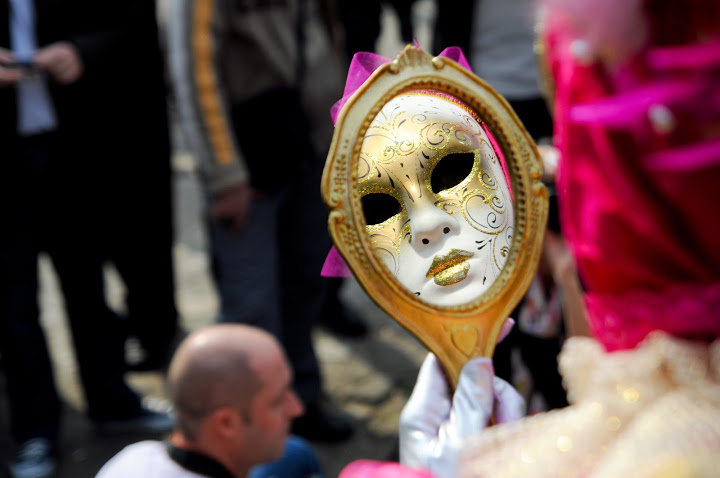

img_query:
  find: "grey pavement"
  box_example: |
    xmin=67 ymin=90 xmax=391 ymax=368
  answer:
xmin=0 ymin=4 xmax=440 ymax=477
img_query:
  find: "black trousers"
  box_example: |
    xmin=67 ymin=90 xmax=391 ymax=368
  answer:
xmin=101 ymin=112 xmax=179 ymax=361
xmin=0 ymin=132 xmax=143 ymax=444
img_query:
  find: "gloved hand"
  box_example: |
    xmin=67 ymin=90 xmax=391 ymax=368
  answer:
xmin=399 ymin=320 xmax=525 ymax=478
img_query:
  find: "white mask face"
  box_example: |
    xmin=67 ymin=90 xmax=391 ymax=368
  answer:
xmin=359 ymin=92 xmax=514 ymax=306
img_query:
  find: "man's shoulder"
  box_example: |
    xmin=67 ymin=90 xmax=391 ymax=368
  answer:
xmin=95 ymin=440 xmax=205 ymax=478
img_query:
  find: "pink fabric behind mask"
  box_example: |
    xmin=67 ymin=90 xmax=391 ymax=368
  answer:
xmin=544 ymin=5 xmax=720 ymax=350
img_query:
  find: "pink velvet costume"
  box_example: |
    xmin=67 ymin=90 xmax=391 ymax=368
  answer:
xmin=333 ymin=1 xmax=720 ymax=473
xmin=544 ymin=0 xmax=720 ymax=351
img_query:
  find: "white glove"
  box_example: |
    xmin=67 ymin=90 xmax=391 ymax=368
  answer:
xmin=399 ymin=322 xmax=525 ymax=478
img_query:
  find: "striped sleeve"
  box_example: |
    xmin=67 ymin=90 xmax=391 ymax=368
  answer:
xmin=167 ymin=0 xmax=249 ymax=193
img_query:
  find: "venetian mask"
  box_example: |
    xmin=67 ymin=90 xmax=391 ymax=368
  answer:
xmin=359 ymin=92 xmax=514 ymax=306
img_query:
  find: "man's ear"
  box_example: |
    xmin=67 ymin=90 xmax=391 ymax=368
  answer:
xmin=210 ymin=406 xmax=246 ymax=439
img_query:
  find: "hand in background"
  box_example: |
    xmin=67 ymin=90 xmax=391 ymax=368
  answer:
xmin=543 ymin=230 xmax=577 ymax=285
xmin=0 ymin=48 xmax=23 ymax=87
xmin=399 ymin=319 xmax=525 ymax=478
xmin=34 ymin=42 xmax=83 ymax=85
xmin=537 ymin=144 xmax=560 ymax=183
xmin=210 ymin=182 xmax=254 ymax=233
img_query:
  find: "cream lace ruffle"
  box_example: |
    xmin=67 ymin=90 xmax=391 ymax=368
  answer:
xmin=459 ymin=332 xmax=720 ymax=478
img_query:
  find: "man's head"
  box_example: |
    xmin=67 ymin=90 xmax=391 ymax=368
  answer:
xmin=167 ymin=324 xmax=304 ymax=474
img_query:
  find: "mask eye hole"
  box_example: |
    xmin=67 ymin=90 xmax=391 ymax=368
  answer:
xmin=430 ymin=152 xmax=476 ymax=193
xmin=361 ymin=193 xmax=403 ymax=225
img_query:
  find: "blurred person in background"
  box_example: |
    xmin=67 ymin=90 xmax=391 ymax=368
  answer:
xmin=0 ymin=2 xmax=174 ymax=478
xmin=167 ymin=0 xmax=353 ymax=442
xmin=337 ymin=0 xmax=418 ymax=64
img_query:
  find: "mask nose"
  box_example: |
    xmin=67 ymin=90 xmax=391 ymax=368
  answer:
xmin=408 ymin=202 xmax=458 ymax=250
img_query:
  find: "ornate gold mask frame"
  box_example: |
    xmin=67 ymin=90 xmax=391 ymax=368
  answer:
xmin=321 ymin=47 xmax=548 ymax=388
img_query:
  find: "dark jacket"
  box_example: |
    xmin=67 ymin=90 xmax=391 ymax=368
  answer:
xmin=0 ymin=0 xmax=167 ymax=151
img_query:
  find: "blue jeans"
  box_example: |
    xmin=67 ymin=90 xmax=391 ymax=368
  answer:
xmin=249 ymin=435 xmax=324 ymax=478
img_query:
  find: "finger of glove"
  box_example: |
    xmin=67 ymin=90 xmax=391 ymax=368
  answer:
xmin=447 ymin=356 xmax=494 ymax=438
xmin=399 ymin=354 xmax=450 ymax=467
xmin=400 ymin=353 xmax=450 ymax=435
xmin=426 ymin=441 xmax=461 ymax=478
xmin=493 ymin=376 xmax=526 ymax=424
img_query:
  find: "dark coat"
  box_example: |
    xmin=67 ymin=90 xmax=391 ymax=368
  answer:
xmin=0 ymin=0 xmax=168 ymax=154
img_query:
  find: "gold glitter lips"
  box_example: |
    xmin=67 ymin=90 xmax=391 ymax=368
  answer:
xmin=426 ymin=249 xmax=474 ymax=286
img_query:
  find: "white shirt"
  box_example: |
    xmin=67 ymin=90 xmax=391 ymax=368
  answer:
xmin=95 ymin=441 xmax=207 ymax=478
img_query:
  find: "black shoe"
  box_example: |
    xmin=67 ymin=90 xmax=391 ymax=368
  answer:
xmin=320 ymin=305 xmax=369 ymax=338
xmin=125 ymin=329 xmax=187 ymax=372
xmin=125 ymin=336 xmax=170 ymax=372
xmin=125 ymin=350 xmax=170 ymax=372
xmin=292 ymin=401 xmax=354 ymax=442
xmin=8 ymin=438 xmax=56 ymax=478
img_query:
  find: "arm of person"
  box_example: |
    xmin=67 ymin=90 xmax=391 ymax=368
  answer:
xmin=167 ymin=0 xmax=252 ymax=231
xmin=536 ymin=143 xmax=592 ymax=337
xmin=544 ymin=230 xmax=592 ymax=337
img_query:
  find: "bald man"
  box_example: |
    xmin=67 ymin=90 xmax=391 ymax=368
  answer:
xmin=95 ymin=324 xmax=322 ymax=478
